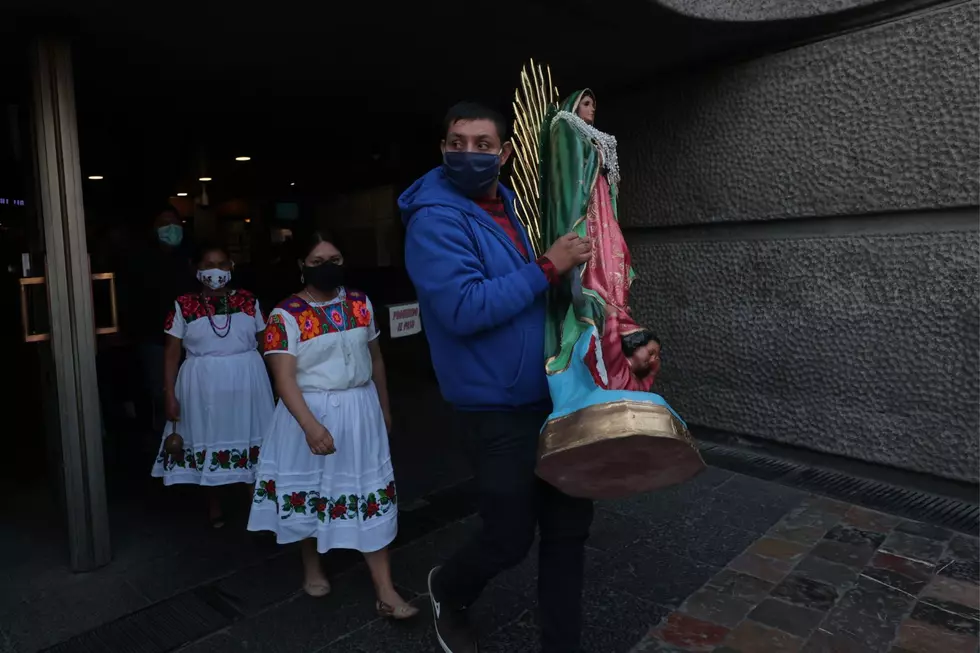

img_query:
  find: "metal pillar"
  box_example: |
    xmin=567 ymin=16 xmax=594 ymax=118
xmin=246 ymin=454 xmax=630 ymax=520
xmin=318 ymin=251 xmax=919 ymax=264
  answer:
xmin=30 ymin=37 xmax=111 ymax=571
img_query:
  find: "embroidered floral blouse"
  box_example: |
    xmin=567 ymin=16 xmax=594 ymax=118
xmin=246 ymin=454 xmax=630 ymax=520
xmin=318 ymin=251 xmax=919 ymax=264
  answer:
xmin=262 ymin=288 xmax=379 ymax=393
xmin=164 ymin=290 xmax=265 ymax=358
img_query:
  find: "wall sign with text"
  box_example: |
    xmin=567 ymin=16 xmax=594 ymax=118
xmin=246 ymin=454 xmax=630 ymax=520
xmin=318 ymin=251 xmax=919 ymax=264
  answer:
xmin=388 ymin=302 xmax=422 ymax=338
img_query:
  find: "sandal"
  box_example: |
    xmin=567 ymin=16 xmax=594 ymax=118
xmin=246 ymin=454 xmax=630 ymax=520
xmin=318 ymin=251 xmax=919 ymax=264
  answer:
xmin=303 ymin=580 xmax=331 ymax=598
xmin=376 ymin=599 xmax=419 ymax=620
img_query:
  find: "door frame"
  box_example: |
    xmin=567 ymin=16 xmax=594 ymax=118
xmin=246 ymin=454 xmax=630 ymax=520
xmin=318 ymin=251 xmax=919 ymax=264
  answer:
xmin=30 ymin=36 xmax=111 ymax=572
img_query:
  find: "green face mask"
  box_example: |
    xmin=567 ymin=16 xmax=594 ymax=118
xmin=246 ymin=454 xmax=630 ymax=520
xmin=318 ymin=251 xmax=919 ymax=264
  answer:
xmin=157 ymin=224 xmax=183 ymax=247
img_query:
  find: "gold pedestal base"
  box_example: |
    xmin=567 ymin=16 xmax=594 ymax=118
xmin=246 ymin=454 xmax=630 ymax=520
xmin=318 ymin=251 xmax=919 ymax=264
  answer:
xmin=536 ymin=400 xmax=705 ymax=500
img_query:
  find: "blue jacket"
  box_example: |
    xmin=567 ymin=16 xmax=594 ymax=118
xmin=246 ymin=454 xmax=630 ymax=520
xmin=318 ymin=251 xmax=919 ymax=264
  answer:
xmin=399 ymin=167 xmax=551 ymax=411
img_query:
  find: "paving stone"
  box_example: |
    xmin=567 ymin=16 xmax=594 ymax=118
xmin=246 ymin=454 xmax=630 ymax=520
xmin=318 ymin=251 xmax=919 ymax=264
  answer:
xmin=881 ymin=531 xmax=948 ymax=564
xmin=587 ymin=544 xmax=720 ymax=609
xmin=3 ymin=570 xmax=152 ymax=652
xmin=768 ymin=498 xmax=845 ymax=546
xmin=895 ymin=618 xmax=980 ymax=653
xmin=801 ymin=628 xmax=870 ymax=653
xmin=630 ymin=631 xmax=693 ymax=652
xmin=937 ymin=558 xmax=980 ymax=583
xmin=825 ymin=524 xmax=888 ymax=548
xmin=863 ymin=551 xmax=936 ymax=595
xmin=811 ymin=525 xmax=887 ymax=568
xmin=723 ymin=620 xmax=804 ymax=653
xmin=197 ymin=569 xmax=386 ymax=653
xmin=727 ymin=552 xmax=794 ymax=584
xmin=919 ymin=596 xmax=980 ymax=621
xmin=651 ymin=611 xmax=730 ymax=651
xmin=706 ymin=569 xmax=776 ymax=603
xmin=922 ymin=576 xmax=980 ymax=612
xmin=479 ymin=610 xmax=539 ymax=653
xmin=947 ymin=535 xmax=980 ymax=562
xmin=389 ymin=517 xmax=480 ymax=595
xmin=588 ymin=508 xmax=645 ymax=552
xmin=820 ymin=576 xmax=915 ymax=652
xmin=810 ymin=541 xmax=876 ymax=569
xmin=637 ymin=516 xmax=763 ymax=569
xmin=606 ymin=466 xmax=734 ymax=525
xmin=793 ymin=554 xmax=860 ymax=592
xmin=842 ymin=507 xmax=901 ymax=534
xmin=938 ymin=536 xmax=980 ymax=583
xmin=911 ymin=601 xmax=980 ymax=636
xmin=895 ymin=520 xmax=955 ymax=542
xmin=771 ymin=574 xmax=840 ymax=611
xmin=745 ymin=537 xmax=810 ymax=564
xmin=214 ymin=550 xmax=304 ymax=615
xmin=699 ymin=475 xmax=806 ymax=535
xmin=799 ymin=496 xmax=851 ymax=518
xmin=768 ymin=521 xmax=834 ymax=548
xmin=581 ymin=585 xmax=673 ymax=653
xmin=680 ymin=586 xmax=756 ymax=628
xmin=749 ymin=598 xmax=826 ymax=639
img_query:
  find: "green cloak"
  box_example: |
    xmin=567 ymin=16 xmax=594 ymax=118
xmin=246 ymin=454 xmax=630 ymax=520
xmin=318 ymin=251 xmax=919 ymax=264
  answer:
xmin=541 ymin=89 xmax=632 ymax=375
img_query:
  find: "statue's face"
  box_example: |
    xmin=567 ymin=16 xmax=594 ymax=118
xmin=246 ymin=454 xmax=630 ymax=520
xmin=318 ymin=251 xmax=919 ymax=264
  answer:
xmin=577 ymin=94 xmax=596 ymax=124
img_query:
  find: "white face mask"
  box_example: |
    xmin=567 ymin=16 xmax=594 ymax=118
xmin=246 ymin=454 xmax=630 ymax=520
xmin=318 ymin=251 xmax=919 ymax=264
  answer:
xmin=197 ymin=268 xmax=232 ymax=290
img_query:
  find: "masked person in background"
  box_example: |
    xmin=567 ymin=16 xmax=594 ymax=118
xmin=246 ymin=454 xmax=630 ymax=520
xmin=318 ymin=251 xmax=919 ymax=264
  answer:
xmin=248 ymin=229 xmax=417 ymax=620
xmin=122 ymin=205 xmax=195 ymax=448
xmin=400 ymin=102 xmax=594 ymax=653
xmin=151 ymin=243 xmax=274 ymax=528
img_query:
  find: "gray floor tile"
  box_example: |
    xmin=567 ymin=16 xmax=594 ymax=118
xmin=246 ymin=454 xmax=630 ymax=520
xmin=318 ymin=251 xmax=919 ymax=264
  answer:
xmin=4 ymin=571 xmax=151 ymax=652
xmin=587 ymin=543 xmax=720 ymax=609
xmin=195 ymin=569 xmax=382 ymax=653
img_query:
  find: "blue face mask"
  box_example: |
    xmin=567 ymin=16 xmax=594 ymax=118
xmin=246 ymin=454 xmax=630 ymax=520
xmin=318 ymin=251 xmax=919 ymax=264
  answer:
xmin=157 ymin=224 xmax=183 ymax=247
xmin=443 ymin=151 xmax=501 ymax=198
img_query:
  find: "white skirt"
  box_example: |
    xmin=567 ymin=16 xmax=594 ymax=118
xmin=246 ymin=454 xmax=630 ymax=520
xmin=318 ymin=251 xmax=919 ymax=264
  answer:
xmin=247 ymin=382 xmax=398 ymax=554
xmin=151 ymin=350 xmax=274 ymax=486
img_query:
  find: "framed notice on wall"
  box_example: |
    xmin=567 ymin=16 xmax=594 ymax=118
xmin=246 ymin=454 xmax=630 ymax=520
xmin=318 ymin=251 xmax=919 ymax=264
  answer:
xmin=388 ymin=302 xmax=421 ymax=338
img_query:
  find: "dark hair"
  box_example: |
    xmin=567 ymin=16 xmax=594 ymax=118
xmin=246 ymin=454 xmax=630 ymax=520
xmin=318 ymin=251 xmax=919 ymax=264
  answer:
xmin=443 ymin=101 xmax=508 ymax=142
xmin=621 ymin=330 xmax=660 ymax=358
xmin=192 ymin=240 xmax=230 ymax=266
xmin=292 ymin=227 xmax=343 ymax=262
xmin=158 ymin=204 xmax=180 ymax=217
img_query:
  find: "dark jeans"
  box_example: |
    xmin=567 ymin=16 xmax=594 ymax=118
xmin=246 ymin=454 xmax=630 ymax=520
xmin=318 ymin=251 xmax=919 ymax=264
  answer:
xmin=436 ymin=409 xmax=594 ymax=653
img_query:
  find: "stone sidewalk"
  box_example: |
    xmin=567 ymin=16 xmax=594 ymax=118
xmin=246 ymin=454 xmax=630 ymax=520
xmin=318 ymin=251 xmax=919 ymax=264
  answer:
xmin=170 ymin=465 xmax=977 ymax=653
xmin=634 ymin=496 xmax=980 ymax=653
xmin=15 ymin=462 xmax=978 ymax=653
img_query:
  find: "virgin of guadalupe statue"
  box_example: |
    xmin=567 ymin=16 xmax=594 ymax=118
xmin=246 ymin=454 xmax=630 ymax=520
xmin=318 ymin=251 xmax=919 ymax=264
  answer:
xmin=509 ymin=63 xmax=704 ymax=499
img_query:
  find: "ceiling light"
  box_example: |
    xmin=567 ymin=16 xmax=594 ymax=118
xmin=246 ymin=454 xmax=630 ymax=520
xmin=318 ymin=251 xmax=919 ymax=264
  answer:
xmin=88 ymin=175 xmax=104 ymax=180
xmin=290 ymin=182 xmax=295 ymax=186
xmin=235 ymin=156 xmax=251 ymax=162
xmin=244 ymin=218 xmax=251 ymax=224
xmin=199 ymin=177 xmax=212 ymax=182
xmin=176 ymin=192 xmax=188 ymax=197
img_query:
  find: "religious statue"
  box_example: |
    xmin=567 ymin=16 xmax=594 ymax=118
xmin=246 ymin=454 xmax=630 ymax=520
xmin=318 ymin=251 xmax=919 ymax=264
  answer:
xmin=510 ymin=62 xmax=704 ymax=499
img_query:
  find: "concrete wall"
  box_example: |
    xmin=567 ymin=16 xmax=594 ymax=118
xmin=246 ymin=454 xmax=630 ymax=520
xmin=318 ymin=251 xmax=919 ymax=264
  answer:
xmin=609 ymin=1 xmax=980 ymax=481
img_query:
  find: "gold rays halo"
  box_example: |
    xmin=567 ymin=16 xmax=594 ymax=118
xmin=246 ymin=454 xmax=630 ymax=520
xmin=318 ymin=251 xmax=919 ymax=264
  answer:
xmin=510 ymin=59 xmax=559 ymax=257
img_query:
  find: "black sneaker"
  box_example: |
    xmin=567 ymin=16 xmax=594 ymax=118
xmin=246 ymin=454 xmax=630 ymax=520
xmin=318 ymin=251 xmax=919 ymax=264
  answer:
xmin=428 ymin=566 xmax=478 ymax=653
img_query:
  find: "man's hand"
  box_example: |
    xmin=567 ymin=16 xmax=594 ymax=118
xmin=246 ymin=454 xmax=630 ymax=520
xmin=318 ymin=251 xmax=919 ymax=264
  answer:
xmin=543 ymin=233 xmax=592 ymax=275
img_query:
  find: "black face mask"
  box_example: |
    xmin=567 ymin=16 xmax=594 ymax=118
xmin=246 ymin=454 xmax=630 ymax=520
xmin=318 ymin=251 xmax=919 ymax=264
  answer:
xmin=303 ymin=262 xmax=345 ymax=293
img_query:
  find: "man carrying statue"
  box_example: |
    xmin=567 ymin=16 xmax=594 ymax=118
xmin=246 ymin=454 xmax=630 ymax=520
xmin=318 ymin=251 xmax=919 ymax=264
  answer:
xmin=401 ymin=66 xmax=701 ymax=653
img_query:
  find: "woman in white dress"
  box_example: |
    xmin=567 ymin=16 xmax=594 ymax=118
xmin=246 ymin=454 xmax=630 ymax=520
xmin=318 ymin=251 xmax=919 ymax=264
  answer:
xmin=151 ymin=244 xmax=274 ymax=528
xmin=248 ymin=229 xmax=417 ymax=620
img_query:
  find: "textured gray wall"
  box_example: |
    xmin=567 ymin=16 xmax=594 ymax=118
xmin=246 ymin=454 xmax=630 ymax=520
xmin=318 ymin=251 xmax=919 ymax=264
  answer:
xmin=654 ymin=0 xmax=884 ymax=21
xmin=611 ymin=1 xmax=979 ymax=227
xmin=610 ymin=2 xmax=980 ymax=481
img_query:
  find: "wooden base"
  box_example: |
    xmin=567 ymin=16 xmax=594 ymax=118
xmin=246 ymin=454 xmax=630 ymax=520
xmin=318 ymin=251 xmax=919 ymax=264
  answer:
xmin=536 ymin=400 xmax=705 ymax=500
